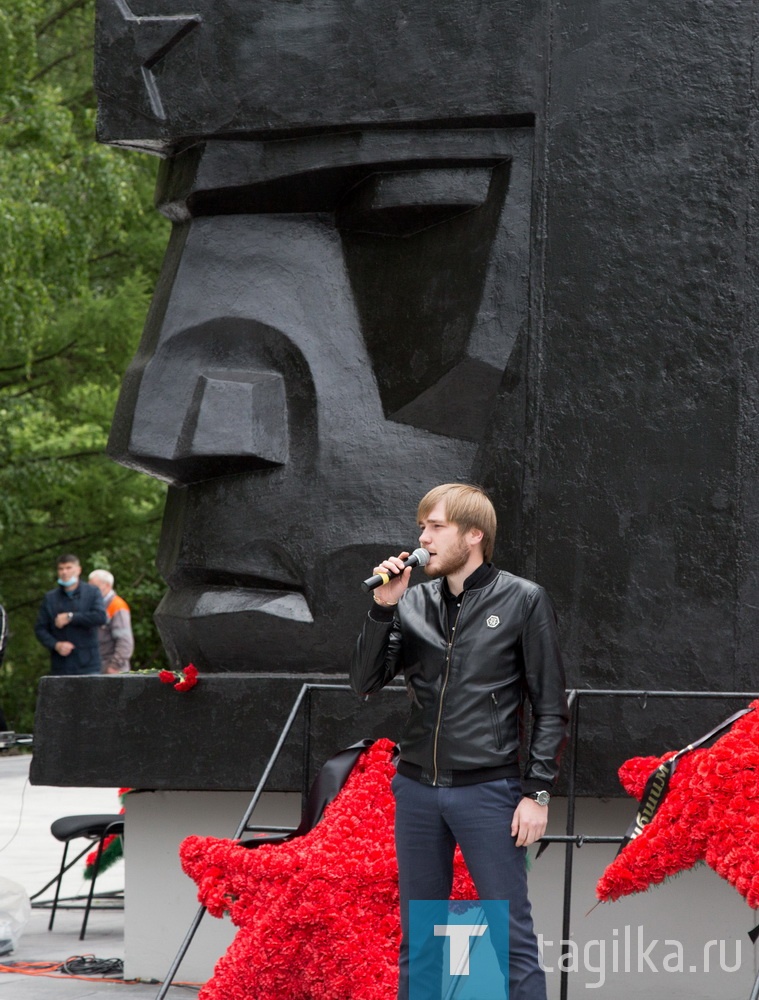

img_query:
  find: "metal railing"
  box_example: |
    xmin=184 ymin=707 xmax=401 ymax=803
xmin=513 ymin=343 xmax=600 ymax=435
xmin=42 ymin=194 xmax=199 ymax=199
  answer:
xmin=155 ymin=684 xmax=759 ymax=1000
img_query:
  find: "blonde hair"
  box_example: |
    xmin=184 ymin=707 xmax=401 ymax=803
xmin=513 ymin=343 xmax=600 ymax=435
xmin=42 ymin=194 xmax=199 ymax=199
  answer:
xmin=417 ymin=483 xmax=497 ymax=561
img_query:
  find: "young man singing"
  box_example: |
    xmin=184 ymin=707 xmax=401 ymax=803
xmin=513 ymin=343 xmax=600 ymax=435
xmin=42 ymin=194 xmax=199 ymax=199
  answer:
xmin=351 ymin=483 xmax=568 ymax=1000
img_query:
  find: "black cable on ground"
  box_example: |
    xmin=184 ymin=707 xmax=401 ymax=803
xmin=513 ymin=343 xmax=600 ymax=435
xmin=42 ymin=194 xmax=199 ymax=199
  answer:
xmin=0 ymin=954 xmax=202 ymax=989
xmin=60 ymin=954 xmax=124 ymax=977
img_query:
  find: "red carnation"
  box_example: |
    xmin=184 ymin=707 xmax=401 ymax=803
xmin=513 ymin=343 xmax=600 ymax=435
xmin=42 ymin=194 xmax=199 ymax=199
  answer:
xmin=158 ymin=663 xmax=199 ymax=691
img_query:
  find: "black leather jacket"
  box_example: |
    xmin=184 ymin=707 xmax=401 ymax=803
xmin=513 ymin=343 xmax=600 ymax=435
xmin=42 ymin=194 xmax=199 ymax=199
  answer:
xmin=351 ymin=566 xmax=569 ymax=792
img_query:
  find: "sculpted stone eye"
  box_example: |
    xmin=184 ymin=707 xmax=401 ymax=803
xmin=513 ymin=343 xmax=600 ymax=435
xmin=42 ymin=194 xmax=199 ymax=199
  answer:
xmin=339 ymin=153 xmax=530 ymax=445
xmin=337 ymin=167 xmax=496 ymax=238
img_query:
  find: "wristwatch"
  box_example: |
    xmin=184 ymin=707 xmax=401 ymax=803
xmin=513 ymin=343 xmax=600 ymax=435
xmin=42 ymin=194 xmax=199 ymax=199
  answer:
xmin=528 ymin=790 xmax=550 ymax=806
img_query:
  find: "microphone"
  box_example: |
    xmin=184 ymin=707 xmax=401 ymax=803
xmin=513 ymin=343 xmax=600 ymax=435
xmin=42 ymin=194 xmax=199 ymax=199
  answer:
xmin=361 ymin=548 xmax=431 ymax=593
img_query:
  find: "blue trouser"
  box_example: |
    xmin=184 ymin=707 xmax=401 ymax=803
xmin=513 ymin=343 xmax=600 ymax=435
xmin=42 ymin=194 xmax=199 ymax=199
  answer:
xmin=392 ymin=773 xmax=547 ymax=1000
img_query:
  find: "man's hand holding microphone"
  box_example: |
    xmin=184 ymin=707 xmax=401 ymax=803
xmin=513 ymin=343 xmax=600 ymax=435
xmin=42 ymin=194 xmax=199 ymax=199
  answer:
xmin=361 ymin=548 xmax=431 ymax=606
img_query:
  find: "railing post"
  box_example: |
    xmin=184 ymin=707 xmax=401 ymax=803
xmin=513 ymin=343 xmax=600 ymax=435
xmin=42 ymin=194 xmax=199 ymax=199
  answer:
xmin=302 ymin=685 xmax=313 ymax=815
xmin=560 ymin=690 xmax=580 ymax=1000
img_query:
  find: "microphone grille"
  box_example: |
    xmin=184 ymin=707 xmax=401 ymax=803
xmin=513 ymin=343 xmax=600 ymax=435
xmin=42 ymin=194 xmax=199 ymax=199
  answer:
xmin=412 ymin=547 xmax=431 ymax=567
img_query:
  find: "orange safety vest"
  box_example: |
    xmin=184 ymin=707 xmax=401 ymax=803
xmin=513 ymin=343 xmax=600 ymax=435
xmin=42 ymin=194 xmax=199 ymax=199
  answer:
xmin=106 ymin=594 xmax=130 ymax=619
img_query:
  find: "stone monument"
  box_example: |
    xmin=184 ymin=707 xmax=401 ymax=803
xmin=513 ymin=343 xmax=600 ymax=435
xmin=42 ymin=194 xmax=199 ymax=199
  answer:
xmin=32 ymin=0 xmax=759 ymax=797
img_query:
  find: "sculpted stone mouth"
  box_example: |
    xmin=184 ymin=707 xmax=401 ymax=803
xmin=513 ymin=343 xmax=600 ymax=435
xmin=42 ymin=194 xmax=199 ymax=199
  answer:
xmin=174 ymin=569 xmax=303 ymax=591
xmin=159 ymin=547 xmax=312 ymax=623
xmin=158 ymin=583 xmax=314 ymax=624
xmin=165 ymin=549 xmax=304 ymax=593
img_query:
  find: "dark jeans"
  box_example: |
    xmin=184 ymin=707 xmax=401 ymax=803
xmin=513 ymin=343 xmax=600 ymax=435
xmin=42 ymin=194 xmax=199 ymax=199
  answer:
xmin=392 ymin=773 xmax=547 ymax=1000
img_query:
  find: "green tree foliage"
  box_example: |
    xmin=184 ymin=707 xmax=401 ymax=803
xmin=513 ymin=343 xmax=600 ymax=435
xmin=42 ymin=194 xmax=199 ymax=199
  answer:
xmin=0 ymin=0 xmax=171 ymax=730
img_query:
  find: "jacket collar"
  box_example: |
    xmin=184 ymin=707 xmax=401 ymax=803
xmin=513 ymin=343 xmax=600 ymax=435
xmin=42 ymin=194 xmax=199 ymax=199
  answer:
xmin=441 ymin=562 xmax=498 ymax=597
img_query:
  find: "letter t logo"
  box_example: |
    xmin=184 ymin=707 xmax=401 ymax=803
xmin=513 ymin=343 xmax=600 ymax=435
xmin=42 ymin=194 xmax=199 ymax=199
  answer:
xmin=434 ymin=923 xmax=487 ymax=975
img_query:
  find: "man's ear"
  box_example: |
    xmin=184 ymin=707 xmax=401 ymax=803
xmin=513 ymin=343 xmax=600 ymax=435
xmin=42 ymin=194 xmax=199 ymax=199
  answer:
xmin=467 ymin=527 xmax=484 ymax=549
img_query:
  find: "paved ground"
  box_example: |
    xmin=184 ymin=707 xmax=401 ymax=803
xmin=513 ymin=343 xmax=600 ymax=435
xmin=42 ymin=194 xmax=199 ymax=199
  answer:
xmin=0 ymin=753 xmax=196 ymax=999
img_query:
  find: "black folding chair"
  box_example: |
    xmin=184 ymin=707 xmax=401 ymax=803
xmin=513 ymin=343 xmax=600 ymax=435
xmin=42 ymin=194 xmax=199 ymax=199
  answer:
xmin=30 ymin=813 xmax=124 ymax=940
xmin=239 ymin=738 xmax=376 ymax=848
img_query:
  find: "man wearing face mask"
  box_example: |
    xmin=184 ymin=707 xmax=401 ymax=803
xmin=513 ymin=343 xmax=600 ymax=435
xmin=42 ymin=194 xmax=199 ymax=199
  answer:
xmin=34 ymin=554 xmax=107 ymax=675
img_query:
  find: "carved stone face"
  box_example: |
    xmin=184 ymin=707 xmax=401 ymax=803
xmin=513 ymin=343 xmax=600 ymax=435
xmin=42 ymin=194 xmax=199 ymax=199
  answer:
xmin=108 ymin=129 xmax=532 ymax=670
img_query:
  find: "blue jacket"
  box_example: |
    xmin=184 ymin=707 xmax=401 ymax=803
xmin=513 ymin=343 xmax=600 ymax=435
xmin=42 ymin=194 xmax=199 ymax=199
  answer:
xmin=35 ymin=583 xmax=107 ymax=675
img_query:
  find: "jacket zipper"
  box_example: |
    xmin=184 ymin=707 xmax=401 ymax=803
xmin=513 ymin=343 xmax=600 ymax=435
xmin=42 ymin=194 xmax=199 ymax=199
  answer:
xmin=432 ymin=593 xmax=466 ymax=785
xmin=491 ymin=692 xmax=502 ymax=749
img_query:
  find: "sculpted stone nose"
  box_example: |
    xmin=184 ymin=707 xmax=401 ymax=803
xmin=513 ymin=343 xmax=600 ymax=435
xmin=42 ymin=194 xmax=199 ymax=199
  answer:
xmin=175 ymin=370 xmax=288 ymax=469
xmin=109 ymin=358 xmax=290 ymax=487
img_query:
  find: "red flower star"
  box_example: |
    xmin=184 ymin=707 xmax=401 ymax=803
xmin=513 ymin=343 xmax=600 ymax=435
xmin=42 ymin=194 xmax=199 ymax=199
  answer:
xmin=597 ymin=699 xmax=759 ymax=906
xmin=180 ymin=739 xmax=476 ymax=1000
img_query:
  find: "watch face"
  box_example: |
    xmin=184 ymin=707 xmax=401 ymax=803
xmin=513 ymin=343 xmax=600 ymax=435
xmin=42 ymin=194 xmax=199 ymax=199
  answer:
xmin=533 ymin=791 xmax=550 ymax=806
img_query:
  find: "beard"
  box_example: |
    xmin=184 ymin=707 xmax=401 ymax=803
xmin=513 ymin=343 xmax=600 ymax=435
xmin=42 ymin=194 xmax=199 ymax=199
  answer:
xmin=423 ymin=534 xmax=471 ymax=579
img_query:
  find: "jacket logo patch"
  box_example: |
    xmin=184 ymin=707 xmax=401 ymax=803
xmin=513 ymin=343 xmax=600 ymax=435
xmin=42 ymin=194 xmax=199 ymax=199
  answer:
xmin=486 ymin=615 xmax=500 ymax=628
